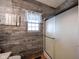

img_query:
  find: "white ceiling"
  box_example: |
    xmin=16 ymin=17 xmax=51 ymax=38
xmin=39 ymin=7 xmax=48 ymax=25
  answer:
xmin=36 ymin=0 xmax=66 ymax=8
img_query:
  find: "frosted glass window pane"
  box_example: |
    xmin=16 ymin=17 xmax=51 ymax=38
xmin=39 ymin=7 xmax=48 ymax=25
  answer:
xmin=27 ymin=12 xmax=41 ymax=23
xmin=36 ymin=27 xmax=39 ymax=30
xmin=28 ymin=27 xmax=31 ymax=30
xmin=31 ymin=20 xmax=36 ymax=23
xmin=31 ymin=14 xmax=35 ymax=20
xmin=31 ymin=27 xmax=36 ymax=30
xmin=28 ymin=23 xmax=31 ymax=26
xmin=36 ymin=24 xmax=39 ymax=27
xmin=31 ymin=24 xmax=36 ymax=27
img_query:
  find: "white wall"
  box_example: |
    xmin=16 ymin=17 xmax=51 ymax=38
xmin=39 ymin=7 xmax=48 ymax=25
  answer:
xmin=45 ymin=6 xmax=78 ymax=59
xmin=55 ymin=6 xmax=78 ymax=59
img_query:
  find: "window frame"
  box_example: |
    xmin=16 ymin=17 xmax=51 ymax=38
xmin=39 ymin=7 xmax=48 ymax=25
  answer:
xmin=26 ymin=11 xmax=42 ymax=32
xmin=27 ymin=22 xmax=41 ymax=32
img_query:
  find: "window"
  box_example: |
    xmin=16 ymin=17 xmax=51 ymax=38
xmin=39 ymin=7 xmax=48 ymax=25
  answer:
xmin=27 ymin=11 xmax=41 ymax=31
